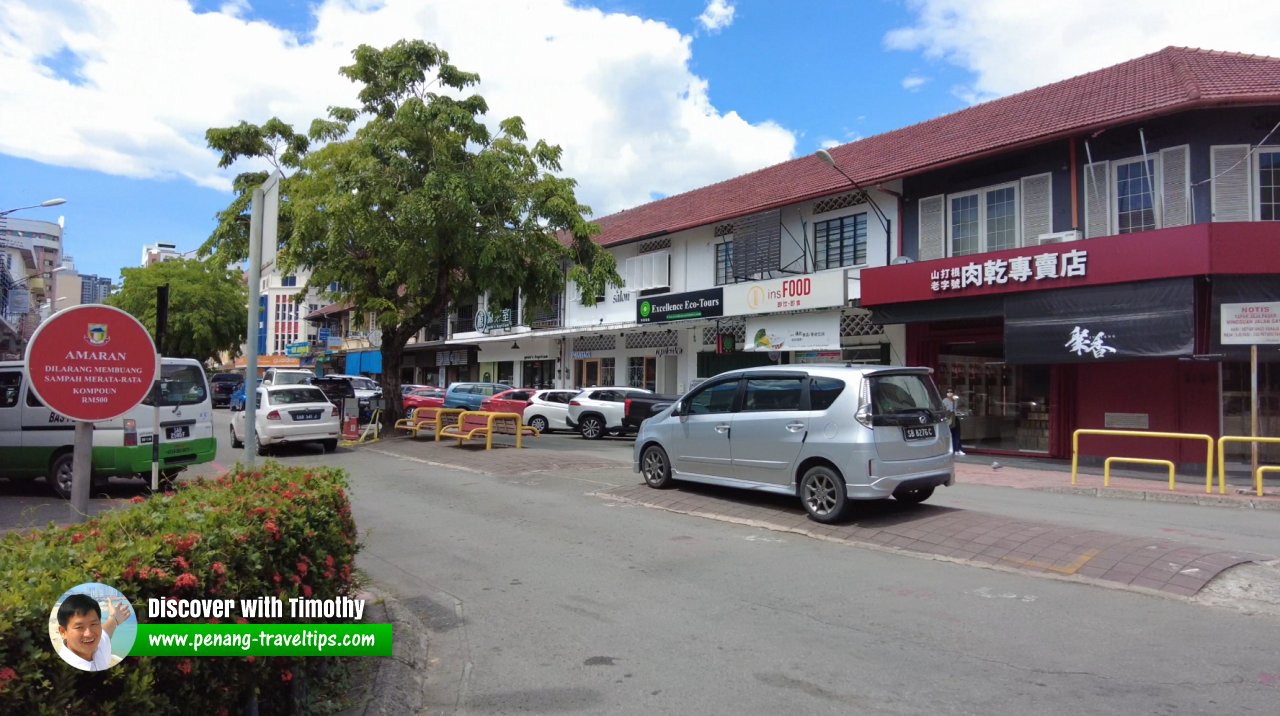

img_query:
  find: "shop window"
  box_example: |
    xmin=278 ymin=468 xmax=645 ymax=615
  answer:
xmin=937 ymin=347 xmax=1050 ymax=453
xmin=600 ymin=357 xmax=616 ymax=387
xmin=627 ymin=356 xmax=656 ymax=391
xmin=715 ymin=242 xmax=734 ymax=285
xmin=814 ymin=213 xmax=867 ymax=269
xmin=948 ymin=184 xmax=1017 ymax=256
xmin=1259 ymin=149 xmax=1280 ymax=221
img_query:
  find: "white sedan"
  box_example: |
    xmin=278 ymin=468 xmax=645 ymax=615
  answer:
xmin=230 ymin=385 xmax=340 ymax=455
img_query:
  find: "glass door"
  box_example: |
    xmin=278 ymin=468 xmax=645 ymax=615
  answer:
xmin=575 ymin=359 xmax=601 ymax=388
xmin=937 ymin=342 xmax=1050 ymax=453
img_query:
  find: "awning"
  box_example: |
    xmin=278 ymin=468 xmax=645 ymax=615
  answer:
xmin=346 ymin=349 xmax=382 ymax=375
xmin=868 ymin=294 xmax=1005 ymax=325
xmin=306 ymin=303 xmax=353 ymax=321
xmin=1004 ymin=279 xmax=1194 ymax=364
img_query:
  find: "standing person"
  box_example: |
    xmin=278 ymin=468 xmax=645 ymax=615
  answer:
xmin=942 ymin=390 xmax=965 ymax=456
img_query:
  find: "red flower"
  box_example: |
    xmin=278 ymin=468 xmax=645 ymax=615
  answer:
xmin=245 ymin=656 xmax=256 ymax=664
xmin=272 ymin=573 xmax=282 ymax=585
xmin=211 ymin=562 xmax=226 ymax=576
xmin=280 ymin=669 xmax=293 ymax=683
xmin=302 ymin=584 xmax=313 ymax=598
xmin=71 ymin=533 xmax=86 ymax=545
xmin=296 ymin=560 xmax=308 ymax=577
xmin=175 ymin=573 xmax=199 ymax=590
xmin=89 ymin=529 xmax=100 ymax=537
xmin=121 ymin=566 xmax=136 ymax=581
xmin=324 ymin=555 xmax=335 ymax=569
xmin=290 ymin=574 xmax=301 ymax=586
xmin=130 ymin=496 xmax=146 ymax=504
xmin=0 ymin=666 xmax=16 ymax=684
xmin=177 ymin=659 xmax=192 ymax=676
xmin=235 ymin=617 xmax=248 ymax=624
xmin=174 ymin=556 xmax=190 ymax=571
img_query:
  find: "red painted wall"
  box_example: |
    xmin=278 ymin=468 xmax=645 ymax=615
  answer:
xmin=1073 ymin=360 xmax=1219 ymax=467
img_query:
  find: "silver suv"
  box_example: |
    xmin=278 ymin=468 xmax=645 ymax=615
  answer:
xmin=633 ymin=365 xmax=954 ymax=523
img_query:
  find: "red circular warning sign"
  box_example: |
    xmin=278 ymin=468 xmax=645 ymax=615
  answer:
xmin=24 ymin=304 xmax=158 ymax=422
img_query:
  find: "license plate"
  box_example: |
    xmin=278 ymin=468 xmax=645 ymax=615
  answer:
xmin=902 ymin=425 xmax=936 ymax=441
xmin=293 ymin=411 xmax=321 ymax=421
xmin=165 ymin=426 xmax=189 ymax=440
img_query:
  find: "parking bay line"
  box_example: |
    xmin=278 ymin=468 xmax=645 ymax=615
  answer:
xmin=363 ymin=447 xmax=622 ymax=487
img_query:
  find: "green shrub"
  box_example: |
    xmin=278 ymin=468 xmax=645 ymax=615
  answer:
xmin=0 ymin=462 xmax=359 ymax=714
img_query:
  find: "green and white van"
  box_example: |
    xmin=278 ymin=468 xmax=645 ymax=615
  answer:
xmin=0 ymin=358 xmax=217 ymax=498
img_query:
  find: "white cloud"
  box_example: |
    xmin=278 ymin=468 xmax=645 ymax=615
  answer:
xmin=818 ymin=139 xmax=840 ymax=149
xmin=901 ymin=73 xmax=928 ymax=92
xmin=886 ymin=0 xmax=1280 ymax=103
xmin=697 ymin=0 xmax=736 ymax=33
xmin=0 ymin=0 xmax=793 ymax=216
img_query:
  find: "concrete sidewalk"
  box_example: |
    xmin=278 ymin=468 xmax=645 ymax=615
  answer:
xmin=954 ymin=454 xmax=1280 ymax=510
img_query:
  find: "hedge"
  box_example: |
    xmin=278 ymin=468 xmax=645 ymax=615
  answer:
xmin=0 ymin=463 xmax=359 ymax=715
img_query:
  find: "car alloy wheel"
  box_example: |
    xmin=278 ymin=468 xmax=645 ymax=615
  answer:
xmin=529 ymin=415 xmax=549 ymax=433
xmin=641 ymin=445 xmax=673 ymax=488
xmin=580 ymin=416 xmax=604 ymax=439
xmin=800 ymin=465 xmax=849 ymax=524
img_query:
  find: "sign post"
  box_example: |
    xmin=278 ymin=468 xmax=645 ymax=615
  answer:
xmin=25 ymin=305 xmax=157 ymax=521
xmin=1220 ymin=302 xmax=1280 ymax=476
xmin=151 ymin=284 xmax=169 ymax=492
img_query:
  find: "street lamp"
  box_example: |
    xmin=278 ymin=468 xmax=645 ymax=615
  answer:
xmin=814 ymin=151 xmax=890 ymax=237
xmin=0 ymin=198 xmax=67 ymax=217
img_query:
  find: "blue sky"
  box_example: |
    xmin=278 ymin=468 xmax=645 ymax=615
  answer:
xmin=2 ymin=0 xmax=1277 ymax=280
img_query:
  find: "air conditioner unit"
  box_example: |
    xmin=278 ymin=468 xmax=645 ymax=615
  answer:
xmin=1037 ymin=230 xmax=1081 ymax=245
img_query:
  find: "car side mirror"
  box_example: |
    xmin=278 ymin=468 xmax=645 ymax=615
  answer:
xmin=671 ymin=400 xmax=684 ymax=417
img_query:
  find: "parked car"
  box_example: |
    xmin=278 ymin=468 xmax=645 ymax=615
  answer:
xmin=566 ymin=387 xmax=653 ymax=439
xmin=443 ymin=382 xmax=512 ymax=410
xmin=521 ymin=390 xmax=581 ymax=434
xmin=230 ymin=384 xmax=340 ymax=455
xmin=403 ymin=388 xmax=446 ymax=411
xmin=308 ymin=376 xmax=371 ymax=421
xmin=400 ymin=384 xmax=436 ymax=396
xmin=209 ymin=372 xmax=242 ymax=408
xmin=479 ymin=388 xmax=535 ymax=415
xmin=622 ymin=392 xmax=683 ymax=431
xmin=228 ymin=379 xmax=261 ymax=411
xmin=634 ymin=365 xmax=954 ymax=524
xmin=262 ymin=368 xmax=315 ymax=386
xmin=323 ymin=374 xmax=384 ymax=406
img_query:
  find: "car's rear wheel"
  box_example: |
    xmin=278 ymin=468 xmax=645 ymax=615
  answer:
xmin=579 ymin=415 xmax=605 ymax=440
xmin=323 ymin=439 xmax=338 ymax=453
xmin=894 ymin=486 xmax=935 ymax=504
xmin=230 ymin=424 xmax=243 ymax=449
xmin=800 ymin=465 xmax=849 ymax=524
xmin=528 ymin=415 xmax=549 ymax=433
xmin=47 ymin=452 xmax=75 ymax=500
xmin=641 ymin=445 xmax=674 ymax=488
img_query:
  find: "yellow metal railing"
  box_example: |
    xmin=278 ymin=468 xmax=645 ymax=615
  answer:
xmin=437 ymin=411 xmax=539 ymax=450
xmin=1071 ymin=429 xmax=1215 ymax=493
xmin=1103 ymin=457 xmax=1175 ymax=490
xmin=1256 ymin=467 xmax=1280 ymax=498
xmin=1217 ymin=436 xmax=1280 ymax=497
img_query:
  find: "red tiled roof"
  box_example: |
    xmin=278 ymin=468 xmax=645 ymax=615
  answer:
xmin=589 ymin=47 xmax=1280 ymax=247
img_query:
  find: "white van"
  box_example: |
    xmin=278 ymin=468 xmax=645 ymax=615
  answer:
xmin=0 ymin=358 xmax=217 ymax=498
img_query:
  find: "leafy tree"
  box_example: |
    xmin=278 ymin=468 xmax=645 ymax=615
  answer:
xmin=202 ymin=40 xmax=619 ymax=423
xmin=106 ymin=258 xmax=248 ymax=362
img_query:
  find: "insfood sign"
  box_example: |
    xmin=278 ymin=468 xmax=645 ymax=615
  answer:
xmin=723 ymin=272 xmax=845 ymax=316
xmin=637 ymin=288 xmax=723 ymax=324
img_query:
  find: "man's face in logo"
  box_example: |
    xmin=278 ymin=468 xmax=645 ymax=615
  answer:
xmin=640 ymin=301 xmax=651 ymax=318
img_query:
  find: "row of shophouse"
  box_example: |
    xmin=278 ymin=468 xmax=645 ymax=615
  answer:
xmin=247 ymin=47 xmax=1280 ymax=465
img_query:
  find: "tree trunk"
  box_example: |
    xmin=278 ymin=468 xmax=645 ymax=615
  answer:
xmin=380 ymin=337 xmax=406 ymax=428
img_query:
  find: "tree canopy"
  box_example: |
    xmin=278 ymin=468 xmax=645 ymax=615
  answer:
xmin=106 ymin=258 xmax=247 ymax=362
xmin=202 ymin=39 xmax=620 ymax=421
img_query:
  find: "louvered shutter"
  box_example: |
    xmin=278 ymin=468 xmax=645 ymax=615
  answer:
xmin=1020 ymin=173 xmax=1053 ymax=246
xmin=625 ymin=256 xmax=640 ymax=289
xmin=1082 ymin=161 xmax=1110 ymax=238
xmin=1160 ymin=145 xmax=1190 ymax=227
xmin=654 ymin=251 xmax=670 ymax=288
xmin=917 ymin=195 xmax=945 ymax=260
xmin=1211 ymin=144 xmax=1252 ymax=222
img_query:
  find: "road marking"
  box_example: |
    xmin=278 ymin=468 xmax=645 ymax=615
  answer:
xmin=744 ymin=535 xmax=785 ymax=543
xmin=1004 ymin=548 xmax=1099 ymax=575
xmin=970 ymin=586 xmax=1037 ymax=602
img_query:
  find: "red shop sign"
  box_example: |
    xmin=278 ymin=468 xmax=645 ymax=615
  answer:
xmin=24 ymin=304 xmax=158 ymax=422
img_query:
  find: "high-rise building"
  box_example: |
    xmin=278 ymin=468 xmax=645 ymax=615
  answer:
xmin=141 ymin=242 xmax=180 ymax=266
xmin=79 ymin=274 xmax=114 ymax=304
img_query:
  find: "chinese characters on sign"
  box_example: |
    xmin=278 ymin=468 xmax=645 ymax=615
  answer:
xmin=475 ymin=308 xmax=514 ymax=334
xmin=929 ymin=249 xmax=1088 ymax=293
xmin=1064 ymin=326 xmax=1116 ymax=358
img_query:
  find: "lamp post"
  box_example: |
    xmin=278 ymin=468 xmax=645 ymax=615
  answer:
xmin=0 ymin=197 xmax=66 ymax=217
xmin=814 ymin=150 xmax=893 ymax=262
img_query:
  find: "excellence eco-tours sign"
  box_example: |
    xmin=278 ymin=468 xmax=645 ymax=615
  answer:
xmin=25 ymin=305 xmax=158 ymax=422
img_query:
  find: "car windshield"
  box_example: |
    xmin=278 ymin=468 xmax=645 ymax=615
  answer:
xmin=352 ymin=378 xmax=379 ymax=391
xmin=270 ymin=387 xmax=328 ymax=405
xmin=274 ymin=372 xmax=313 ymax=385
xmin=869 ymin=374 xmax=942 ymax=414
xmin=142 ymin=364 xmax=208 ymax=407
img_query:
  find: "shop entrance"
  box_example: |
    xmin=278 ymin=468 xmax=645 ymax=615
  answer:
xmin=628 ymin=356 xmax=656 ymax=391
xmin=522 ymin=359 xmax=556 ymax=389
xmin=937 ymin=342 xmax=1051 ymax=453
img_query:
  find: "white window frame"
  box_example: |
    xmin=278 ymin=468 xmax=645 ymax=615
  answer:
xmin=624 ymin=250 xmax=671 ymax=292
xmin=1111 ymin=154 xmax=1161 ymax=234
xmin=946 ymin=181 xmax=1020 ymax=257
xmin=1256 ymin=147 xmax=1280 ymax=222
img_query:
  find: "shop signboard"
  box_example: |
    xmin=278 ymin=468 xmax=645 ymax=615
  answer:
xmin=637 ymin=288 xmax=723 ymax=324
xmin=723 ymin=272 xmax=845 ymax=317
xmin=743 ymin=312 xmax=841 ymax=352
xmin=317 ymin=327 xmax=330 ymax=343
xmin=285 ymin=341 xmax=311 ymax=357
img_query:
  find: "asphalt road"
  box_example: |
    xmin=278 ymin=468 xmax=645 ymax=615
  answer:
xmin=311 ymin=433 xmax=1280 ymax=715
xmin=6 ymin=412 xmax=1280 ymax=715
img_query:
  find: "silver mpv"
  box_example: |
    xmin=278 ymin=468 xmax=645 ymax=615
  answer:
xmin=633 ymin=365 xmax=955 ymax=523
